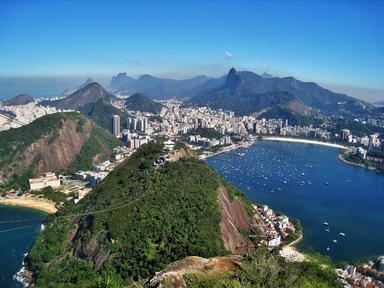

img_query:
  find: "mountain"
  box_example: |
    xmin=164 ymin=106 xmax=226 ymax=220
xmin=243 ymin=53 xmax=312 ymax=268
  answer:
xmin=62 ymin=77 xmax=94 ymax=96
xmin=2 ymin=94 xmax=34 ymax=106
xmin=25 ymin=142 xmax=255 ymax=286
xmin=125 ymin=93 xmax=163 ymax=113
xmin=79 ymin=99 xmax=130 ymax=131
xmin=262 ymin=72 xmax=274 ymax=78
xmin=109 ymin=73 xmax=209 ymax=99
xmin=189 ymin=68 xmax=311 ymax=116
xmin=0 ymin=112 xmax=120 ymax=189
xmin=25 ymin=143 xmax=338 ymax=287
xmin=41 ymin=82 xmax=117 ymax=110
xmin=189 ymin=68 xmax=372 ymax=116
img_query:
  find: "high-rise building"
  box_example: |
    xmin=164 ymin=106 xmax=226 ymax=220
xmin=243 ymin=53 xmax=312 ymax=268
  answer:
xmin=132 ymin=118 xmax=138 ymax=131
xmin=111 ymin=115 xmax=121 ymax=136
xmin=143 ymin=117 xmax=148 ymax=133
xmin=341 ymin=129 xmax=351 ymax=141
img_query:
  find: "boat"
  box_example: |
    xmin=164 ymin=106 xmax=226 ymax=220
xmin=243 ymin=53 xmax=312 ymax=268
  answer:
xmin=323 ymin=222 xmax=329 ymax=226
xmin=324 ymin=182 xmax=329 ymax=185
xmin=326 ymin=246 xmax=330 ymax=251
xmin=339 ymin=232 xmax=346 ymax=237
xmin=333 ymin=239 xmax=338 ymax=243
xmin=325 ymin=228 xmax=330 ymax=232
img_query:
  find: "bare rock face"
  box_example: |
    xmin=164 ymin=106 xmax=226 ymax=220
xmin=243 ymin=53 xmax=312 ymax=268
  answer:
xmin=217 ymin=184 xmax=253 ymax=253
xmin=148 ymin=255 xmax=243 ymax=288
xmin=0 ymin=113 xmax=115 ymax=185
xmin=24 ymin=118 xmax=93 ymax=175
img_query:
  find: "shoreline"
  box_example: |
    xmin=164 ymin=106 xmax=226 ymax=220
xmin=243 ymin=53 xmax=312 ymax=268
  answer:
xmin=0 ymin=196 xmax=57 ymax=214
xmin=200 ymin=136 xmax=347 ymax=161
xmin=338 ymin=153 xmax=377 ymax=171
xmin=262 ymin=136 xmax=347 ymax=149
xmin=280 ymin=233 xmax=306 ymax=262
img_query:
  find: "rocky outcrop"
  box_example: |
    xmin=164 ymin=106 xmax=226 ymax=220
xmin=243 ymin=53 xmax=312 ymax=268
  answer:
xmin=0 ymin=113 xmax=117 ymax=185
xmin=217 ymin=184 xmax=253 ymax=253
xmin=23 ymin=118 xmax=93 ymax=176
xmin=3 ymin=94 xmax=34 ymax=106
xmin=149 ymin=255 xmax=243 ymax=288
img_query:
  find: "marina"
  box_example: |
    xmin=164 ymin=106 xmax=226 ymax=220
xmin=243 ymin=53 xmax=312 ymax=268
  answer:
xmin=207 ymin=140 xmax=384 ymax=262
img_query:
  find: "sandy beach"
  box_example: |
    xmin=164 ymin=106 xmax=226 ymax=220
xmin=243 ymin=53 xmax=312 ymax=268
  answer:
xmin=280 ymin=234 xmax=306 ymax=262
xmin=262 ymin=137 xmax=347 ymax=149
xmin=0 ymin=196 xmax=57 ymax=213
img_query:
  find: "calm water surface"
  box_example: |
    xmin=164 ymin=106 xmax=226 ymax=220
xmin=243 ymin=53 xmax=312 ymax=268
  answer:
xmin=206 ymin=140 xmax=384 ymax=262
xmin=0 ymin=205 xmax=46 ymax=288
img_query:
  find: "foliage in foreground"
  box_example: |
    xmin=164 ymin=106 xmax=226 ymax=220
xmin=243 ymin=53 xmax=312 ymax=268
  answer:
xmin=185 ymin=249 xmax=339 ymax=288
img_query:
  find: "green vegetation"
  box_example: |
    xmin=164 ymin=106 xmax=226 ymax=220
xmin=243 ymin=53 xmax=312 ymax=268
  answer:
xmin=0 ymin=113 xmax=68 ymax=168
xmin=31 ymin=186 xmax=68 ymax=204
xmin=285 ymin=218 xmax=303 ymax=244
xmin=259 ymin=106 xmax=322 ymax=126
xmin=69 ymin=125 xmax=120 ymax=172
xmin=125 ymin=93 xmax=163 ymax=113
xmin=80 ymin=99 xmax=130 ymax=131
xmin=343 ymin=151 xmax=384 ymax=173
xmin=27 ymin=142 xmax=228 ymax=286
xmin=184 ymin=249 xmax=339 ymax=288
xmin=333 ymin=118 xmax=384 ymax=136
xmin=0 ymin=112 xmax=120 ymax=190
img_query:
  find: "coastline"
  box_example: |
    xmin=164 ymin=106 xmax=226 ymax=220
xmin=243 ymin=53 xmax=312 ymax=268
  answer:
xmin=280 ymin=233 xmax=307 ymax=262
xmin=200 ymin=136 xmax=347 ymax=161
xmin=338 ymin=153 xmax=377 ymax=171
xmin=0 ymin=196 xmax=57 ymax=214
xmin=262 ymin=136 xmax=347 ymax=149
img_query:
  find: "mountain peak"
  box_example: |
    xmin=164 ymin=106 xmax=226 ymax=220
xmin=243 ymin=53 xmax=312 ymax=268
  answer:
xmin=225 ymin=67 xmax=241 ymax=88
xmin=4 ymin=94 xmax=34 ymax=106
xmin=262 ymin=72 xmax=274 ymax=78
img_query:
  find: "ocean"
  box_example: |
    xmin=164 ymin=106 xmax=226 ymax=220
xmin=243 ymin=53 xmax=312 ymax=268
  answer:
xmin=206 ymin=140 xmax=384 ymax=262
xmin=0 ymin=205 xmax=47 ymax=288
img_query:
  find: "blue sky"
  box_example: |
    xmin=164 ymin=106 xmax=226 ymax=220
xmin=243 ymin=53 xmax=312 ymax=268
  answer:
xmin=0 ymin=0 xmax=383 ymax=100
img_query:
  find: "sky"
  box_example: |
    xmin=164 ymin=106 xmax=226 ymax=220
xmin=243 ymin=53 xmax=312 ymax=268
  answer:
xmin=0 ymin=0 xmax=383 ymax=101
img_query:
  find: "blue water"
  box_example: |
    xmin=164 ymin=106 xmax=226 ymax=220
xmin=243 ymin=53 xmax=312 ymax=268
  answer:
xmin=0 ymin=205 xmax=47 ymax=288
xmin=0 ymin=77 xmax=109 ymax=100
xmin=206 ymin=141 xmax=384 ymax=262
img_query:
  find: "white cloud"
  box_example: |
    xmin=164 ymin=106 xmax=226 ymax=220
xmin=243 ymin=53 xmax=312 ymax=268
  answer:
xmin=224 ymin=51 xmax=233 ymax=58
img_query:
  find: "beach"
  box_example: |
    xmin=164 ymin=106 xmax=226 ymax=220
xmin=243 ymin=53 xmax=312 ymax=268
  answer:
xmin=280 ymin=234 xmax=306 ymax=262
xmin=0 ymin=196 xmax=57 ymax=213
xmin=262 ymin=136 xmax=347 ymax=149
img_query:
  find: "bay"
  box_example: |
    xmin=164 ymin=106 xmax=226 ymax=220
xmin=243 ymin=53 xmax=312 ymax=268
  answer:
xmin=206 ymin=140 xmax=384 ymax=262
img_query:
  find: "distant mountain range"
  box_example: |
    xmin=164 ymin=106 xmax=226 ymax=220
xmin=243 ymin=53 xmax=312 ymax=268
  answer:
xmin=109 ymin=69 xmax=372 ymax=116
xmin=2 ymin=94 xmax=34 ymax=106
xmin=109 ymin=72 xmax=210 ymax=99
xmin=125 ymin=93 xmax=163 ymax=113
xmin=188 ymin=68 xmax=373 ymax=116
xmin=61 ymin=77 xmax=94 ymax=96
xmin=188 ymin=68 xmax=312 ymax=117
xmin=40 ymin=82 xmax=117 ymax=110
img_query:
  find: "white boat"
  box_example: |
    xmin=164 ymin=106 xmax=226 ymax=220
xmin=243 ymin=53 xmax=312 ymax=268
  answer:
xmin=323 ymin=222 xmax=329 ymax=226
xmin=333 ymin=239 xmax=338 ymax=243
xmin=339 ymin=233 xmax=346 ymax=237
xmin=325 ymin=228 xmax=330 ymax=232
xmin=326 ymin=246 xmax=330 ymax=251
